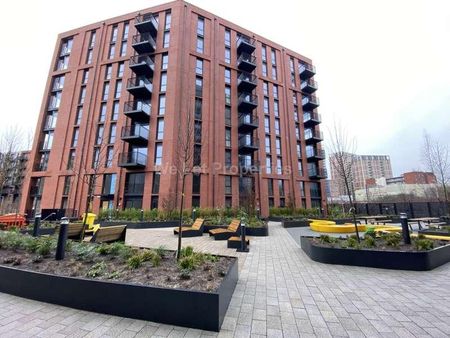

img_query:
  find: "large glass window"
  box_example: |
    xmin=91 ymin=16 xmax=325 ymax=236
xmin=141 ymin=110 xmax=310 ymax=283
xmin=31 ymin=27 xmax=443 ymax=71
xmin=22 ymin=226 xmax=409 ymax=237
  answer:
xmin=102 ymin=82 xmax=109 ymax=101
xmin=195 ymin=77 xmax=203 ymax=97
xmin=225 ymin=176 xmax=232 ymax=195
xmin=102 ymin=174 xmax=117 ymax=195
xmin=155 ymin=143 xmax=163 ymax=165
xmin=197 ymin=17 xmax=204 ymax=36
xmin=71 ymin=128 xmax=79 ymax=147
xmin=162 ymin=53 xmax=169 ymax=70
xmin=196 ymin=59 xmax=203 ymax=75
xmin=224 ymin=68 xmax=231 ymax=84
xmin=160 ymin=72 xmax=167 ymax=92
xmin=196 ymin=37 xmax=204 ymax=53
xmin=163 ymin=32 xmax=170 ymax=48
xmin=157 ymin=118 xmax=164 ymax=140
xmin=109 ymin=124 xmax=116 ymax=143
xmin=159 ymin=95 xmax=166 ymax=115
xmin=114 ymin=80 xmax=122 ymax=99
xmin=165 ymin=11 xmax=172 ymax=30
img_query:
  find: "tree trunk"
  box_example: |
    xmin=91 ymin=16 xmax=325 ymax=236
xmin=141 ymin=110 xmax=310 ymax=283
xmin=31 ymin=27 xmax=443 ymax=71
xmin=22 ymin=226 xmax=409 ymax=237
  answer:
xmin=176 ymin=173 xmax=187 ymax=260
xmin=80 ymin=177 xmax=93 ymax=240
xmin=344 ymin=177 xmax=360 ymax=242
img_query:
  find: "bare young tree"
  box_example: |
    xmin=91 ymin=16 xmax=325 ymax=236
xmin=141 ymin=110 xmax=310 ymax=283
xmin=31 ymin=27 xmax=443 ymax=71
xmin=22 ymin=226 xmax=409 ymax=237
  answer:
xmin=175 ymin=106 xmax=195 ymax=259
xmin=422 ymin=131 xmax=449 ymax=209
xmin=327 ymin=120 xmax=361 ymax=241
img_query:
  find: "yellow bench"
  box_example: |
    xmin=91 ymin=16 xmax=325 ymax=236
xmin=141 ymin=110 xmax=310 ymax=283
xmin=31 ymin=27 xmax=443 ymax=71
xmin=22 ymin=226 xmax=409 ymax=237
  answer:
xmin=411 ymin=233 xmax=450 ymax=241
xmin=309 ymin=222 xmax=366 ymax=233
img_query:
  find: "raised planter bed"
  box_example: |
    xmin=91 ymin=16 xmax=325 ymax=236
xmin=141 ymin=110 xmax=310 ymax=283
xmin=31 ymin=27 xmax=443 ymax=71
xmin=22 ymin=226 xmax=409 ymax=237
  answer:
xmin=300 ymin=236 xmax=450 ymax=271
xmin=245 ymin=226 xmax=269 ymax=237
xmin=20 ymin=228 xmax=56 ymax=236
xmin=282 ymin=220 xmax=310 ymax=228
xmin=0 ymin=255 xmax=238 ymax=331
xmin=100 ymin=220 xmax=179 ymax=229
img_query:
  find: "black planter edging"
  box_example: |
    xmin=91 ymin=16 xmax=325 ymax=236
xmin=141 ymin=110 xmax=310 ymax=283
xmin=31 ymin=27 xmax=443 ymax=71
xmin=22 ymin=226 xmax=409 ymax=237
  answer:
xmin=20 ymin=228 xmax=56 ymax=236
xmin=300 ymin=236 xmax=450 ymax=271
xmin=245 ymin=226 xmax=269 ymax=236
xmin=282 ymin=220 xmax=310 ymax=228
xmin=267 ymin=216 xmax=285 ymax=222
xmin=0 ymin=257 xmax=238 ymax=331
xmin=99 ymin=220 xmax=179 ymax=229
xmin=418 ymin=230 xmax=450 ymax=237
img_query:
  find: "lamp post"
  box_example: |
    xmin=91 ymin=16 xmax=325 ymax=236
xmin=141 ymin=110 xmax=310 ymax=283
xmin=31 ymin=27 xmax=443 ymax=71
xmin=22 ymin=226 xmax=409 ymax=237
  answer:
xmin=55 ymin=217 xmax=69 ymax=260
xmin=400 ymin=213 xmax=411 ymax=245
xmin=237 ymin=218 xmax=249 ymax=252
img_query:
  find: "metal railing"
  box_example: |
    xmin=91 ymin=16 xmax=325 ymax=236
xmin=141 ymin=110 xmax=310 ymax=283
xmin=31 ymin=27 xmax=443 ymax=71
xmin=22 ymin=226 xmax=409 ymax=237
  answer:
xmin=129 ymin=54 xmax=154 ymax=68
xmin=121 ymin=125 xmax=149 ymax=139
xmin=238 ymin=71 xmax=257 ymax=84
xmin=306 ymin=149 xmax=325 ymax=159
xmin=124 ymin=101 xmax=151 ymax=114
xmin=305 ymin=129 xmax=323 ymax=141
xmin=302 ymin=95 xmax=320 ymax=106
xmin=238 ymin=136 xmax=259 ymax=148
xmin=308 ymin=167 xmax=327 ymax=178
xmin=303 ymin=111 xmax=321 ymax=123
xmin=132 ymin=33 xmax=156 ymax=48
xmin=300 ymin=79 xmax=318 ymax=90
xmin=237 ymin=35 xmax=256 ymax=47
xmin=135 ymin=13 xmax=158 ymax=27
xmin=239 ymin=113 xmax=259 ymax=126
xmin=127 ymin=77 xmax=153 ymax=90
xmin=299 ymin=63 xmax=316 ymax=74
xmin=118 ymin=151 xmax=147 ymax=166
xmin=238 ymin=93 xmax=258 ymax=106
xmin=237 ymin=52 xmax=257 ymax=66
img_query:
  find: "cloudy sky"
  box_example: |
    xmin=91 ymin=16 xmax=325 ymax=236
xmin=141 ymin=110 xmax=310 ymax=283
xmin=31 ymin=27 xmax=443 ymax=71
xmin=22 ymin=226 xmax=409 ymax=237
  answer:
xmin=0 ymin=0 xmax=449 ymax=175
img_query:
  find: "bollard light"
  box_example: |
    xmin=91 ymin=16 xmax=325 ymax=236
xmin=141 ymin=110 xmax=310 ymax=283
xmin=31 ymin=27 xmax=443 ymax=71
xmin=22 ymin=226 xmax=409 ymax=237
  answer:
xmin=55 ymin=217 xmax=69 ymax=260
xmin=400 ymin=212 xmax=411 ymax=245
xmin=32 ymin=214 xmax=41 ymax=237
xmin=237 ymin=219 xmax=249 ymax=252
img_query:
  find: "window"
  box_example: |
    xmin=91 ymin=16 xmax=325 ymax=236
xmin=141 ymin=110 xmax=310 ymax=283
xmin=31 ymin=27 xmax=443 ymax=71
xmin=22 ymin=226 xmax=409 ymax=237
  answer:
xmin=273 ymin=85 xmax=278 ymax=99
xmin=277 ymin=158 xmax=282 ymax=174
xmin=192 ymin=196 xmax=200 ymax=208
xmin=75 ymin=107 xmax=83 ymax=125
xmin=224 ymin=29 xmax=231 ymax=47
xmin=225 ymin=176 xmax=232 ymax=194
xmin=296 ymin=143 xmax=302 ymax=158
xmin=225 ymin=196 xmax=232 ymax=208
xmin=224 ymin=47 xmax=231 ymax=63
xmin=194 ymin=121 xmax=202 ymax=143
xmin=151 ymin=196 xmax=159 ymax=209
xmin=52 ymin=75 xmax=65 ymax=91
xmin=78 ymin=87 xmax=86 ymax=105
xmin=279 ymin=179 xmax=284 ymax=196
xmin=60 ymin=37 xmax=73 ymax=55
xmin=263 ymin=97 xmax=269 ymax=114
xmin=192 ymin=174 xmax=201 ymax=194
xmin=48 ymin=92 xmax=61 ymax=110
xmin=296 ymin=125 xmax=301 ymax=139
xmin=102 ymin=82 xmax=109 ymax=101
xmin=264 ymin=116 xmax=270 ymax=133
xmin=86 ymin=49 xmax=93 ymax=64
xmin=62 ymin=176 xmax=71 ymax=195
xmin=105 ymin=146 xmax=114 ymax=168
xmin=275 ymin=137 xmax=281 ymax=155
xmin=163 ymin=32 xmax=170 ymax=48
xmin=155 ymin=143 xmax=163 ymax=165
xmin=105 ymin=65 xmax=112 ymax=80
xmin=225 ymin=86 xmax=231 ymax=105
xmin=196 ymin=36 xmax=204 ymax=53
xmin=162 ymin=53 xmax=169 ymax=70
xmin=298 ymin=160 xmax=303 ymax=176
xmin=117 ymin=62 xmax=125 ymax=78
xmin=224 ymin=68 xmax=231 ymax=84
xmin=56 ymin=56 xmax=69 ymax=70
xmin=266 ymin=156 xmax=272 ymax=174
xmin=193 ymin=145 xmax=201 ymax=166
xmin=262 ymin=63 xmax=267 ymax=77
xmin=197 ymin=17 xmax=204 ymax=36
xmin=265 ymin=136 xmax=271 ymax=153
xmin=271 ymin=49 xmax=276 ymax=65
xmin=294 ymin=106 xmax=299 ymax=122
xmin=273 ymin=100 xmax=279 ymax=116
xmin=157 ymin=118 xmax=164 ymax=140
xmin=108 ymin=44 xmax=115 ymax=59
xmin=263 ymin=82 xmax=268 ymax=96
xmin=114 ymin=80 xmax=122 ymax=99
xmin=195 ymin=77 xmax=203 ymax=97
xmin=196 ymin=59 xmax=203 ymax=75
xmin=112 ymin=101 xmax=119 ymax=120
xmin=289 ymin=58 xmax=295 ymax=73
xmin=123 ymin=22 xmax=129 ymax=40
xmin=291 ymin=73 xmax=296 ymax=87
xmin=267 ymin=179 xmax=274 ymax=196
xmin=225 ymin=128 xmax=231 ymax=147
xmin=261 ymin=45 xmax=267 ymax=61
xmin=299 ymin=181 xmax=305 ymax=197
xmin=111 ymin=25 xmax=118 ymax=43
xmin=99 ymin=103 xmax=107 ymax=122
xmin=152 ymin=172 xmax=161 ymax=194
xmin=293 ymin=92 xmax=298 ymax=105
xmin=195 ymin=98 xmax=202 ymax=120
xmin=82 ymin=70 xmax=89 ymax=84
xmin=165 ymin=11 xmax=172 ymax=30
xmin=96 ymin=125 xmax=104 ymax=145
xmin=67 ymin=150 xmax=75 ymax=170
xmin=160 ymin=72 xmax=167 ymax=92
xmin=103 ymin=174 xmax=117 ymax=195
xmin=72 ymin=128 xmax=79 ymax=147
xmin=159 ymin=95 xmax=166 ymax=115
xmin=275 ymin=118 xmax=280 ymax=136
xmin=225 ymin=150 xmax=232 ymax=168
xmin=109 ymin=124 xmax=116 ymax=143
xmin=225 ymin=106 xmax=231 ymax=126
xmin=272 ymin=66 xmax=277 ymax=80
xmin=120 ymin=41 xmax=127 ymax=56
xmin=125 ymin=173 xmax=145 ymax=195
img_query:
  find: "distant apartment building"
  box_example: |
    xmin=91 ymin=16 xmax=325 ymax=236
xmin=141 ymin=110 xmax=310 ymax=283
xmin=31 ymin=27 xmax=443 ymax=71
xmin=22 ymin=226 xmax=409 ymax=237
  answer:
xmin=20 ymin=0 xmax=326 ymax=218
xmin=328 ymin=153 xmax=392 ymax=201
xmin=0 ymin=151 xmax=29 ymax=214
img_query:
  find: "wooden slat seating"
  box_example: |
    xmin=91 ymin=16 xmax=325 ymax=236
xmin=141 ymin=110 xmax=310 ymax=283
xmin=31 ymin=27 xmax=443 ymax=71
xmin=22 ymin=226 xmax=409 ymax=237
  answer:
xmin=54 ymin=223 xmax=84 ymax=240
xmin=173 ymin=218 xmax=205 ymax=237
xmin=209 ymin=219 xmax=241 ymax=240
xmin=227 ymin=236 xmax=250 ymax=249
xmin=90 ymin=225 xmax=126 ymax=243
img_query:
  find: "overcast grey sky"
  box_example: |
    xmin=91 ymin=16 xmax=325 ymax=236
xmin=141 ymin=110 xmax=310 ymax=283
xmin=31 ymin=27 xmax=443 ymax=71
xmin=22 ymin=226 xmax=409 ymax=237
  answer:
xmin=0 ymin=0 xmax=449 ymax=175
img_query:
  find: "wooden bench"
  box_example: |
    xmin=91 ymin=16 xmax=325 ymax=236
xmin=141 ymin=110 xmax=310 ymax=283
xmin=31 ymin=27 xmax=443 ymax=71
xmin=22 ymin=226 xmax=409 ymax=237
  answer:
xmin=90 ymin=225 xmax=127 ymax=243
xmin=54 ymin=223 xmax=84 ymax=240
xmin=209 ymin=219 xmax=241 ymax=240
xmin=173 ymin=218 xmax=205 ymax=237
xmin=227 ymin=236 xmax=250 ymax=249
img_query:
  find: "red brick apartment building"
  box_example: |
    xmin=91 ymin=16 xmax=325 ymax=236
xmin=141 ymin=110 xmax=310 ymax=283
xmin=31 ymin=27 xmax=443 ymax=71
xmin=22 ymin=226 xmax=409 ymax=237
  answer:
xmin=20 ymin=0 xmax=326 ymax=218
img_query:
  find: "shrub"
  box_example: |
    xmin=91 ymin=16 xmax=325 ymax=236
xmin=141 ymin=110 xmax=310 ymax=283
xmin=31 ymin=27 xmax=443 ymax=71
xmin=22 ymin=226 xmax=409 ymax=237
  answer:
xmin=140 ymin=249 xmax=156 ymax=262
xmin=179 ymin=256 xmax=197 ymax=271
xmin=96 ymin=243 xmax=110 ymax=255
xmin=108 ymin=242 xmax=126 ymax=256
xmin=156 ymin=245 xmax=168 ymax=258
xmin=414 ymin=238 xmax=434 ymax=251
xmin=36 ymin=238 xmax=52 ymax=257
xmin=319 ymin=235 xmax=334 ymax=244
xmin=204 ymin=253 xmax=219 ymax=263
xmin=365 ymin=227 xmax=376 ymax=238
xmin=179 ymin=269 xmax=191 ymax=280
xmin=382 ymin=233 xmax=401 ymax=247
xmin=86 ymin=262 xmax=107 ymax=278
xmin=23 ymin=237 xmax=39 ymax=253
xmin=127 ymin=255 xmax=143 ymax=269
xmin=151 ymin=254 xmax=161 ymax=267
xmin=363 ymin=236 xmax=376 ymax=248
xmin=180 ymin=246 xmax=194 ymax=258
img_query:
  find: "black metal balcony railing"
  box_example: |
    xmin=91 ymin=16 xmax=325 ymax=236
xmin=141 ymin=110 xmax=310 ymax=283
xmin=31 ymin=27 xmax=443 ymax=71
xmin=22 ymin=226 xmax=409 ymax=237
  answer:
xmin=129 ymin=54 xmax=155 ymax=75
xmin=123 ymin=100 xmax=151 ymax=121
xmin=305 ymin=130 xmax=324 ymax=143
xmin=306 ymin=149 xmax=326 ymax=160
xmin=237 ymin=35 xmax=256 ymax=54
xmin=302 ymin=95 xmax=320 ymax=110
xmin=237 ymin=52 xmax=257 ymax=72
xmin=132 ymin=33 xmax=156 ymax=54
xmin=238 ymin=136 xmax=259 ymax=154
xmin=303 ymin=111 xmax=321 ymax=125
xmin=308 ymin=167 xmax=328 ymax=179
xmin=299 ymin=63 xmax=316 ymax=79
xmin=300 ymin=79 xmax=318 ymax=94
xmin=121 ymin=125 xmax=149 ymax=146
xmin=238 ymin=113 xmax=259 ymax=132
xmin=127 ymin=77 xmax=153 ymax=97
xmin=238 ymin=92 xmax=258 ymax=111
xmin=135 ymin=13 xmax=158 ymax=35
xmin=239 ymin=157 xmax=260 ymax=174
xmin=118 ymin=151 xmax=147 ymax=168
xmin=237 ymin=72 xmax=258 ymax=92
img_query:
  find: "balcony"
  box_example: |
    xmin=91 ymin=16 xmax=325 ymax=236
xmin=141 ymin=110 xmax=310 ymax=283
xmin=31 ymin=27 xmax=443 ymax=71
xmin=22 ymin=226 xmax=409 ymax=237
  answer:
xmin=237 ymin=35 xmax=256 ymax=55
xmin=121 ymin=125 xmax=149 ymax=146
xmin=300 ymin=79 xmax=318 ymax=94
xmin=237 ymin=52 xmax=257 ymax=72
xmin=129 ymin=54 xmax=154 ymax=76
xmin=299 ymin=63 xmax=316 ymax=80
xmin=238 ymin=136 xmax=259 ymax=155
xmin=302 ymin=95 xmax=320 ymax=110
xmin=308 ymin=167 xmax=327 ymax=179
xmin=238 ymin=113 xmax=259 ymax=133
xmin=239 ymin=157 xmax=259 ymax=175
xmin=306 ymin=149 xmax=326 ymax=161
xmin=135 ymin=13 xmax=158 ymax=36
xmin=118 ymin=151 xmax=147 ymax=168
xmin=123 ymin=101 xmax=151 ymax=122
xmin=132 ymin=33 xmax=156 ymax=54
xmin=238 ymin=92 xmax=258 ymax=111
xmin=305 ymin=130 xmax=324 ymax=144
xmin=127 ymin=77 xmax=152 ymax=97
xmin=303 ymin=111 xmax=321 ymax=127
xmin=237 ymin=72 xmax=257 ymax=92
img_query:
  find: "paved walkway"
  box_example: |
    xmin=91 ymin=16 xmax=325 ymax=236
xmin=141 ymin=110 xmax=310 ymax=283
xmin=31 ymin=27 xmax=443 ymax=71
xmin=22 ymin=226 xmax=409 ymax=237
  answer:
xmin=0 ymin=222 xmax=449 ymax=337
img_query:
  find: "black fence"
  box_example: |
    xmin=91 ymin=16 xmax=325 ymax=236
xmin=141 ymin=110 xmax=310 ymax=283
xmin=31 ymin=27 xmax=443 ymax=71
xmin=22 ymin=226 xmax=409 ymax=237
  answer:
xmin=330 ymin=202 xmax=449 ymax=218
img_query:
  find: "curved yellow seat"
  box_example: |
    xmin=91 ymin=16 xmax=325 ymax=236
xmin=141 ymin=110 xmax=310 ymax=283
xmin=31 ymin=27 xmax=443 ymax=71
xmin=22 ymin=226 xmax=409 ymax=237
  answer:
xmin=411 ymin=234 xmax=450 ymax=241
xmin=373 ymin=226 xmax=402 ymax=233
xmin=308 ymin=219 xmax=336 ymax=225
xmin=309 ymin=222 xmax=366 ymax=233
